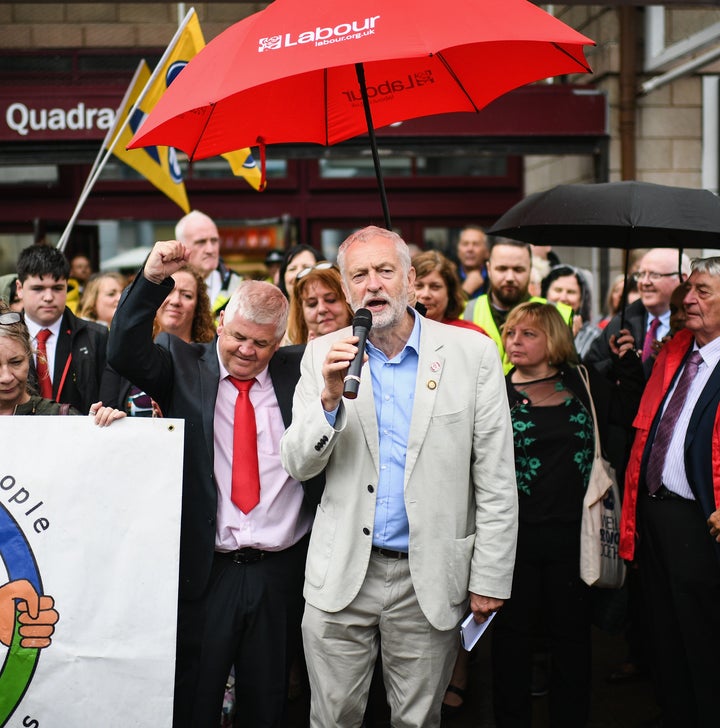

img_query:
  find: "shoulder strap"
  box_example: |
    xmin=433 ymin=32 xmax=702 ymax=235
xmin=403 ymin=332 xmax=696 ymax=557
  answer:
xmin=577 ymin=365 xmax=601 ymax=458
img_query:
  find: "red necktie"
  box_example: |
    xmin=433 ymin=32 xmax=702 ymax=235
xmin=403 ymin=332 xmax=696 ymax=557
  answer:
xmin=35 ymin=329 xmax=53 ymax=400
xmin=641 ymin=317 xmax=661 ymax=362
xmin=228 ymin=377 xmax=260 ymax=513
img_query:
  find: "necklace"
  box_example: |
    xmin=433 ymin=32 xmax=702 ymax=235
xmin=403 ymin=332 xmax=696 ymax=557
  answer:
xmin=511 ymin=370 xmax=559 ymax=386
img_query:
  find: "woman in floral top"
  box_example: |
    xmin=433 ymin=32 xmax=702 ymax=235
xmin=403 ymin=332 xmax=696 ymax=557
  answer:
xmin=491 ymin=302 xmax=641 ymax=728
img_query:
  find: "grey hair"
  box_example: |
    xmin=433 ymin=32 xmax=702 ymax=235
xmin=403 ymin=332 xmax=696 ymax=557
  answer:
xmin=224 ymin=279 xmax=289 ymax=340
xmin=690 ymin=256 xmax=720 ymax=277
xmin=0 ymin=301 xmax=32 ymax=362
xmin=174 ymin=210 xmax=215 ymax=243
xmin=336 ymin=226 xmax=411 ymax=280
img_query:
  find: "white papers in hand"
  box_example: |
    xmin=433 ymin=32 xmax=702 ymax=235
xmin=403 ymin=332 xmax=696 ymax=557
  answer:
xmin=460 ymin=610 xmax=496 ymax=651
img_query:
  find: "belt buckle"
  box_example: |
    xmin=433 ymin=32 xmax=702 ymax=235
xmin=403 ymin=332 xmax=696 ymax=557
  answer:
xmin=231 ymin=548 xmax=263 ymax=564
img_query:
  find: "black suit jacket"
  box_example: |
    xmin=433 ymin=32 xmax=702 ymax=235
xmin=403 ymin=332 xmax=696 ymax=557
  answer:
xmin=108 ymin=274 xmax=321 ymax=600
xmin=584 ymin=298 xmax=650 ymax=377
xmin=29 ymin=308 xmax=108 ymax=415
xmin=638 ymin=342 xmax=720 ymax=563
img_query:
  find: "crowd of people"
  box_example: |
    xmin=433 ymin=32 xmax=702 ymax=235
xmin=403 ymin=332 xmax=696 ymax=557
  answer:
xmin=1 ymin=212 xmax=719 ymax=728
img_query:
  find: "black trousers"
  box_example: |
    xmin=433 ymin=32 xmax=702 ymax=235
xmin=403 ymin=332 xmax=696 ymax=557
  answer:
xmin=637 ymin=491 xmax=720 ymax=728
xmin=173 ymin=536 xmax=308 ymax=728
xmin=491 ymin=521 xmax=591 ymax=728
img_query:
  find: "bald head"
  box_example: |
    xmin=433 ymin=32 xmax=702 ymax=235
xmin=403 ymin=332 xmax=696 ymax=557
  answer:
xmin=635 ymin=248 xmax=690 ymax=317
xmin=175 ymin=210 xmax=220 ymax=278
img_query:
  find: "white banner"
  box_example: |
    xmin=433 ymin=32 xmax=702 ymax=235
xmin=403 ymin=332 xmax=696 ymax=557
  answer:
xmin=0 ymin=417 xmax=184 ymax=728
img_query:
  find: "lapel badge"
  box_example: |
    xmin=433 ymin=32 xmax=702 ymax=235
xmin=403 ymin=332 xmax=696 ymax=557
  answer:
xmin=430 ymin=361 xmax=441 ymax=372
xmin=427 ymin=380 xmax=437 ymax=390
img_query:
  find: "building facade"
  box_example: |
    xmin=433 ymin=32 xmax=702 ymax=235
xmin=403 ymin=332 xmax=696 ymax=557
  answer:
xmin=1 ymin=3 xmax=716 ymax=306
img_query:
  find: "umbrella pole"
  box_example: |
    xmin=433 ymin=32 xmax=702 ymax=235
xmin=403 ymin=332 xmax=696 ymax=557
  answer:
xmin=355 ymin=63 xmax=392 ymax=230
xmin=620 ymin=250 xmax=630 ymax=331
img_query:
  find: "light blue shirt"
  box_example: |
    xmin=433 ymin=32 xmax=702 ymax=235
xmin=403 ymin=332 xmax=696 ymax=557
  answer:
xmin=368 ymin=310 xmax=420 ymax=551
xmin=323 ymin=311 xmax=421 ymax=550
xmin=647 ymin=309 xmax=671 ymax=341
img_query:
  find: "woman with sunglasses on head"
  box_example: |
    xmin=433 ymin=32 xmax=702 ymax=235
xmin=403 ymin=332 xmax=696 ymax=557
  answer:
xmin=285 ymin=263 xmax=353 ymax=345
xmin=0 ymin=302 xmax=124 ymax=423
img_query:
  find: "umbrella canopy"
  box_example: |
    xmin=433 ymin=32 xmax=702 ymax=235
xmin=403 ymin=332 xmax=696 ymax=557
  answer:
xmin=128 ymin=0 xmax=593 ymax=226
xmin=488 ymin=181 xmax=720 ymax=249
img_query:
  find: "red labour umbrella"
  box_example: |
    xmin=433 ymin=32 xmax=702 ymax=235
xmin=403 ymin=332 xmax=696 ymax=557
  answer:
xmin=129 ymin=0 xmax=594 ymax=228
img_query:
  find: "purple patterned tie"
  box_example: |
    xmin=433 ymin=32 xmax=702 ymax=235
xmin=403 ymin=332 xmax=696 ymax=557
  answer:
xmin=645 ymin=350 xmax=703 ymax=494
xmin=641 ymin=317 xmax=661 ymax=362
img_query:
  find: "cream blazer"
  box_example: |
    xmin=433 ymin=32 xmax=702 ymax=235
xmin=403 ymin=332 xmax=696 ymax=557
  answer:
xmin=280 ymin=316 xmax=518 ymax=631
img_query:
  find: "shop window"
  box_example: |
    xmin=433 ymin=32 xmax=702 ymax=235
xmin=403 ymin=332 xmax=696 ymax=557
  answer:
xmin=318 ymin=154 xmax=507 ymax=179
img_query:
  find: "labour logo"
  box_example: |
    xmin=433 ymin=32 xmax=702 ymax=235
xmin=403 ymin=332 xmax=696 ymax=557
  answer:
xmin=258 ymin=36 xmax=282 ymax=52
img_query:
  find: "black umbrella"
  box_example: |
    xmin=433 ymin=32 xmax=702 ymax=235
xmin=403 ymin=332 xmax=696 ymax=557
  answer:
xmin=487 ymin=181 xmax=720 ymax=248
xmin=488 ymin=181 xmax=720 ymax=329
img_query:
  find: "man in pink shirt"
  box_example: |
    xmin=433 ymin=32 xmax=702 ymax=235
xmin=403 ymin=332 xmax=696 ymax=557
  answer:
xmin=108 ymin=240 xmax=322 ymax=728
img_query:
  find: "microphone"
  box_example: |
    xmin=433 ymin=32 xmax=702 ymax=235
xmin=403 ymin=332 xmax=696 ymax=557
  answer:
xmin=343 ymin=308 xmax=372 ymax=400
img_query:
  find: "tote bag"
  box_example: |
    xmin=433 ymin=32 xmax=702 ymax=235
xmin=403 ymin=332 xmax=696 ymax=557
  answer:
xmin=577 ymin=366 xmax=626 ymax=589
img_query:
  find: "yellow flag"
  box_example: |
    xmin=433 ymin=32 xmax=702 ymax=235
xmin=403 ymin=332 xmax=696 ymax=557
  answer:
xmin=107 ymin=60 xmax=190 ymax=212
xmin=142 ymin=10 xmax=263 ymax=191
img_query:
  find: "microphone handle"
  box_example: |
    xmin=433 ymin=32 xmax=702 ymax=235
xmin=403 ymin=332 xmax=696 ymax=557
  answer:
xmin=343 ymin=326 xmax=370 ymax=399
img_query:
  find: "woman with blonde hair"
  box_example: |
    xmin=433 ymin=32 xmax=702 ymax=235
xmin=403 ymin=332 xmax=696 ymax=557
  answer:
xmin=285 ymin=263 xmax=353 ymax=345
xmin=491 ymin=302 xmax=641 ymax=728
xmin=0 ymin=301 xmax=124 ymax=422
xmin=78 ymin=272 xmax=126 ymax=327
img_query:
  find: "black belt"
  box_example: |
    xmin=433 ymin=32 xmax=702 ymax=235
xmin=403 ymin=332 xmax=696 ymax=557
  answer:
xmin=371 ymin=545 xmax=408 ymax=559
xmin=215 ymin=533 xmax=309 ymax=565
xmin=647 ymin=485 xmax=691 ymax=501
xmin=215 ymin=547 xmax=281 ymax=564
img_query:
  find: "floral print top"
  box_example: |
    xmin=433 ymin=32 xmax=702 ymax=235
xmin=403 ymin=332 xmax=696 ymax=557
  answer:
xmin=509 ymin=376 xmax=594 ymax=524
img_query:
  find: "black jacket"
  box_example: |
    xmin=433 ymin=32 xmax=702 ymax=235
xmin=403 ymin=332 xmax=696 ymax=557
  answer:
xmin=108 ymin=274 xmax=322 ymax=600
xmin=29 ymin=308 xmax=108 ymax=415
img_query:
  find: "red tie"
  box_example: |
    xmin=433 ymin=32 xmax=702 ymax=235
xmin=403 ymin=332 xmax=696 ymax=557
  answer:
xmin=35 ymin=329 xmax=53 ymax=400
xmin=228 ymin=377 xmax=260 ymax=513
xmin=641 ymin=317 xmax=661 ymax=362
xmin=645 ymin=351 xmax=703 ymax=493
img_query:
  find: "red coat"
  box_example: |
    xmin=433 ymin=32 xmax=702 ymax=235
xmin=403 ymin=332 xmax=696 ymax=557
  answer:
xmin=620 ymin=328 xmax=720 ymax=560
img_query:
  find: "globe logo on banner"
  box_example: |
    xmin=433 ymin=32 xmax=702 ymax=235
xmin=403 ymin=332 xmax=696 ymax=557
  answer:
xmin=0 ymin=504 xmax=45 ymax=726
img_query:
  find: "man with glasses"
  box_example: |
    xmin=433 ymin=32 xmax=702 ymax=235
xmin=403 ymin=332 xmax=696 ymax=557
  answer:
xmin=108 ymin=240 xmax=323 ymax=727
xmin=585 ymin=248 xmax=690 ymax=377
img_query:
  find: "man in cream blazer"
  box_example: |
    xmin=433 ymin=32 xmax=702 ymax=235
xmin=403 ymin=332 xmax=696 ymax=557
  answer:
xmin=281 ymin=226 xmax=518 ymax=728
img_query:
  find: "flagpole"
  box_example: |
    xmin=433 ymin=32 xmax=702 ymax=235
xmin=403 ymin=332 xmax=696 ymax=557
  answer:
xmin=56 ymin=7 xmax=197 ymax=252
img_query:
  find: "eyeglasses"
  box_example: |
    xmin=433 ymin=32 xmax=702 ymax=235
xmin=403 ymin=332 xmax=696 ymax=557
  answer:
xmin=296 ymin=261 xmax=337 ymax=281
xmin=631 ymin=270 xmax=679 ymax=282
xmin=0 ymin=312 xmax=22 ymax=325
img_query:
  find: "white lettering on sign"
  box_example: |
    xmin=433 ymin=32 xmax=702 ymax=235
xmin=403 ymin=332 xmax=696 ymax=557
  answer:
xmin=5 ymin=102 xmax=115 ymax=136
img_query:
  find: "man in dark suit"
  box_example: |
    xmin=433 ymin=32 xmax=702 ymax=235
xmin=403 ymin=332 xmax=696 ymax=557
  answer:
xmin=584 ymin=247 xmax=689 ymax=377
xmin=108 ymin=240 xmax=319 ymax=728
xmin=620 ymin=256 xmax=720 ymax=728
xmin=15 ymin=245 xmax=107 ymax=414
